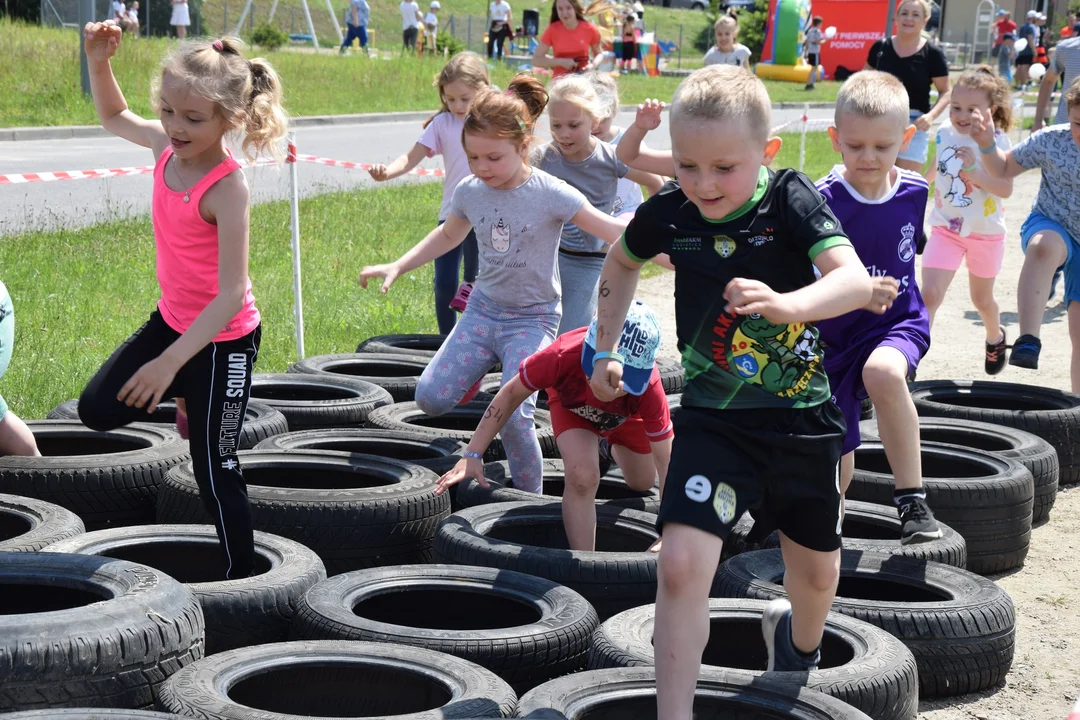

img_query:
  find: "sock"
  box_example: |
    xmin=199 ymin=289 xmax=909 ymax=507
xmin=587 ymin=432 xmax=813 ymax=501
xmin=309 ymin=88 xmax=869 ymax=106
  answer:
xmin=987 ymin=330 xmax=1004 ymax=345
xmin=893 ymin=488 xmax=925 ymax=507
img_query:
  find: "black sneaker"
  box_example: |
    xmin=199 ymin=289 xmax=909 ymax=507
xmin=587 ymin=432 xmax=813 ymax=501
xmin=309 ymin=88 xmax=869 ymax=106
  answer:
xmin=898 ymin=495 xmax=943 ymax=544
xmin=985 ymin=329 xmax=1007 ymax=375
xmin=804 ymin=83 xmax=815 ymax=90
xmin=1009 ymin=334 xmax=1042 ymax=369
xmin=762 ymin=599 xmax=820 ymax=672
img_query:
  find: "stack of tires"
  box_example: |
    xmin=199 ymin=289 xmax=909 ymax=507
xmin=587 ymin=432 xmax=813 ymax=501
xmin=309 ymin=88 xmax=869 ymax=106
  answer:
xmin=2 ymin=343 xmax=1073 ymax=718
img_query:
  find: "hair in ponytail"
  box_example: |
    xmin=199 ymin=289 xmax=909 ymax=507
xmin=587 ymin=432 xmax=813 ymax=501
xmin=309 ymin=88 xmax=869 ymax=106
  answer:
xmin=955 ymin=64 xmax=1013 ymax=132
xmin=153 ymin=36 xmax=289 ymax=162
xmin=462 ymin=73 xmax=548 ymax=150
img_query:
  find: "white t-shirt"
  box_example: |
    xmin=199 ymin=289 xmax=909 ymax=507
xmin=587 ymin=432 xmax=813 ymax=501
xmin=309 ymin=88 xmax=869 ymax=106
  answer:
xmin=400 ymin=0 xmax=420 ymax=29
xmin=424 ymin=11 xmax=438 ymax=30
xmin=703 ymin=43 xmax=751 ymax=67
xmin=930 ymin=122 xmax=1011 ymax=236
xmin=112 ymin=0 xmax=124 ymax=18
xmin=490 ymin=0 xmax=511 ymax=22
xmin=127 ymin=6 xmax=138 ymax=20
xmin=417 ymin=112 xmax=470 ymax=221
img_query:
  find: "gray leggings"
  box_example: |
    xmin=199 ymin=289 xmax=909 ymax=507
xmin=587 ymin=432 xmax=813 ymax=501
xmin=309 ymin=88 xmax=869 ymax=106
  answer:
xmin=557 ymin=251 xmax=605 ymax=336
xmin=414 ymin=290 xmax=560 ymax=493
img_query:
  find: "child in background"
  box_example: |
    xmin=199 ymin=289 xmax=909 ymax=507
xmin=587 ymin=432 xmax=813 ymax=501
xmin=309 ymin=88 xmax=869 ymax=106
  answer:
xmin=593 ymin=65 xmax=872 ymax=714
xmin=703 ymin=14 xmax=751 ymax=69
xmin=368 ymin=52 xmax=489 ymax=333
xmin=998 ymin=34 xmax=1015 ymax=84
xmin=360 ymin=75 xmax=630 ymax=494
xmin=620 ymin=13 xmax=638 ymax=74
xmin=435 ymin=301 xmax=672 ymax=552
xmin=816 ymin=70 xmax=942 ymax=544
xmin=532 ymin=74 xmax=663 ymax=336
xmin=588 ymin=71 xmax=665 ymax=218
xmin=804 ymin=16 xmax=826 ymax=90
xmin=79 ymin=24 xmax=286 ymax=578
xmin=923 ymin=67 xmax=1014 ymax=374
xmin=424 ymin=1 xmax=440 ymax=55
xmin=973 ymin=77 xmax=1080 ymax=387
xmin=0 ymin=283 xmax=40 ymax=456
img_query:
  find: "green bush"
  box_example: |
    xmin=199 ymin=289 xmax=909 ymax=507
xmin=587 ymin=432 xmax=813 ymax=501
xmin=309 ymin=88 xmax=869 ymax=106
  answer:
xmin=435 ymin=32 xmax=467 ymax=56
xmin=696 ymin=0 xmax=768 ymax=62
xmin=250 ymin=22 xmax=289 ymax=49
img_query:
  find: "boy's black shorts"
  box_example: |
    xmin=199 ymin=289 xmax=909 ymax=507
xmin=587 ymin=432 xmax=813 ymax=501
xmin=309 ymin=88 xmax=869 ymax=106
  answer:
xmin=807 ymin=52 xmax=820 ymax=67
xmin=657 ymin=402 xmax=845 ymax=553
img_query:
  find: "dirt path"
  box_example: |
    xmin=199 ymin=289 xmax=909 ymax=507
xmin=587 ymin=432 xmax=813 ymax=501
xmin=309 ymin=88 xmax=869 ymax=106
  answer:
xmin=636 ymin=170 xmax=1080 ymax=719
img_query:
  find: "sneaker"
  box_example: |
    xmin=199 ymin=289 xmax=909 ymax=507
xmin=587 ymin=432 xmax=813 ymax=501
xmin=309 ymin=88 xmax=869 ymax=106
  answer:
xmin=175 ymin=405 xmax=189 ymax=440
xmin=804 ymin=83 xmax=814 ymax=90
xmin=449 ymin=282 xmax=473 ymax=313
xmin=1008 ymin=334 xmax=1042 ymax=369
xmin=459 ymin=377 xmax=483 ymax=405
xmin=898 ymin=495 xmax=943 ymax=544
xmin=762 ymin=598 xmax=820 ymax=672
xmin=985 ymin=329 xmax=1008 ymax=375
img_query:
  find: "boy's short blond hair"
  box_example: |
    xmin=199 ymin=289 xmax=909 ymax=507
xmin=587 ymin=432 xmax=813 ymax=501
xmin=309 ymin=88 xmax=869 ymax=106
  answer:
xmin=834 ymin=70 xmax=911 ymax=127
xmin=670 ymin=65 xmax=771 ymax=143
xmin=1067 ymin=76 xmax=1080 ymax=111
xmin=714 ymin=14 xmax=737 ymax=31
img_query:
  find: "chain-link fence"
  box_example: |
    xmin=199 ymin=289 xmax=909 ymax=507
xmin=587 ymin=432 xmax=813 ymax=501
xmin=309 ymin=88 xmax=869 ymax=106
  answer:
xmin=40 ymin=0 xmax=207 ymax=36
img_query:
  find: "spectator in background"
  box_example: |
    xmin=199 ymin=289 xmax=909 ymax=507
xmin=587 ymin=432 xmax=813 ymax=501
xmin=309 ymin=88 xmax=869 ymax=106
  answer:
xmin=488 ymin=0 xmax=512 ymax=60
xmin=1033 ymin=30 xmax=1080 ymax=129
xmin=400 ymin=0 xmax=422 ymax=53
xmin=702 ymin=13 xmax=750 ymax=69
xmin=531 ymin=0 xmax=602 ymax=77
xmin=803 ymin=15 xmax=826 ymax=89
xmin=993 ymin=9 xmax=1016 ymax=57
xmin=170 ymin=0 xmax=190 ymax=38
xmin=999 ymin=32 xmax=1015 ymax=84
xmin=125 ymin=0 xmax=140 ymax=34
xmin=1062 ymin=13 xmax=1078 ymax=38
xmin=424 ymin=1 xmax=440 ymax=54
xmin=111 ymin=0 xmax=125 ymax=23
xmin=340 ymin=0 xmax=370 ymax=55
xmin=632 ymin=0 xmax=645 ymax=30
xmin=1016 ymin=10 xmax=1038 ymax=86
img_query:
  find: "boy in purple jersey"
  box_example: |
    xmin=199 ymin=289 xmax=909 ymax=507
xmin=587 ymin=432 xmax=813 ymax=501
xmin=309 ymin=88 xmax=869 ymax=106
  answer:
xmin=816 ymin=71 xmax=943 ymax=544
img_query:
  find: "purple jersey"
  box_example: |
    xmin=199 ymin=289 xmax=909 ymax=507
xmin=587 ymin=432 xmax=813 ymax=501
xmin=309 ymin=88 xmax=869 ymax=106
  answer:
xmin=814 ymin=166 xmax=930 ymax=349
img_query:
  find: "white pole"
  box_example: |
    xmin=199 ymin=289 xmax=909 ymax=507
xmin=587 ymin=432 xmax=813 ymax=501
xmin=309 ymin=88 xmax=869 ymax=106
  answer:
xmin=799 ymin=103 xmax=809 ymax=173
xmin=233 ymin=0 xmax=251 ymax=36
xmin=300 ymin=0 xmax=320 ymax=49
xmin=323 ymin=0 xmax=343 ymax=44
xmin=267 ymin=0 xmax=279 ymax=23
xmin=287 ymin=133 xmax=306 ymax=360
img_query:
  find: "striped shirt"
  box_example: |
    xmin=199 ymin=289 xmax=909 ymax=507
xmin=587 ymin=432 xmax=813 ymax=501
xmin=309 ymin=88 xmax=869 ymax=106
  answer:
xmin=1051 ymin=37 xmax=1080 ymax=125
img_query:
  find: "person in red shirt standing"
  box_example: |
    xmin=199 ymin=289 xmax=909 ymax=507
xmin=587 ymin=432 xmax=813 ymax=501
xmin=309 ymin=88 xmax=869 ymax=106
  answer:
xmin=531 ymin=0 xmax=602 ymax=77
xmin=993 ymin=10 xmax=1017 ymax=57
xmin=436 ymin=301 xmax=673 ymax=552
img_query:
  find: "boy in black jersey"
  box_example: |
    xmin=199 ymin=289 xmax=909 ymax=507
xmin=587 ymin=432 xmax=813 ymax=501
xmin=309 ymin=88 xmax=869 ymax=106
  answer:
xmin=598 ymin=65 xmax=873 ymax=716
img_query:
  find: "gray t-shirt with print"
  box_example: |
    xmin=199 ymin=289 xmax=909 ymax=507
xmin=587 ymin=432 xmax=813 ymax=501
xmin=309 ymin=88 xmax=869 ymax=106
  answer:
xmin=450 ymin=168 xmax=587 ymax=307
xmin=1011 ymin=126 xmax=1080 ymax=244
xmin=804 ymin=26 xmax=822 ymax=55
xmin=531 ymin=140 xmax=629 ymax=254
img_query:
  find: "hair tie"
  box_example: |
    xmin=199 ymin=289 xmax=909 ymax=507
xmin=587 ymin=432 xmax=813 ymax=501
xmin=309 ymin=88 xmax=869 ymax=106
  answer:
xmin=516 ymin=117 xmax=527 ymax=132
xmin=212 ymin=40 xmax=224 ymax=51
xmin=505 ymin=88 xmax=516 ymax=97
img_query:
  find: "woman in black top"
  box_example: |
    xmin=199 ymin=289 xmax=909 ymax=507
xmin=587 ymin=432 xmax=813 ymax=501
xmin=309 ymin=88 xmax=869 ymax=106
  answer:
xmin=865 ymin=0 xmax=951 ymax=174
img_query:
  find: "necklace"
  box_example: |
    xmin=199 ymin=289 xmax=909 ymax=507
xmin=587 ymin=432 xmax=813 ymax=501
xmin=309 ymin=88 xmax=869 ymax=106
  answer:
xmin=171 ymin=154 xmax=192 ymax=203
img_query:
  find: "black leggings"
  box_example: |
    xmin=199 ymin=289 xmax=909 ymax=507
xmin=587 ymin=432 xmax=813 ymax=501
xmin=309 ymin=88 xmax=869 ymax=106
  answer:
xmin=78 ymin=311 xmax=261 ymax=579
xmin=488 ymin=23 xmax=510 ymax=58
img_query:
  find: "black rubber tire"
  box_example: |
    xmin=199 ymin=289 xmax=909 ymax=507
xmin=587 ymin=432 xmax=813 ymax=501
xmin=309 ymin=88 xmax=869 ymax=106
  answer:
xmin=0 ymin=420 xmax=190 ymax=529
xmin=43 ymin=524 xmax=327 ymax=655
xmin=157 ymin=640 xmax=517 ymax=719
xmin=434 ymin=501 xmax=659 ymax=621
xmin=656 ymin=357 xmax=684 ymax=395
xmin=665 ymin=393 xmax=681 ymax=419
xmin=156 ymin=450 xmax=449 ymax=575
xmin=860 ymin=397 xmax=875 ymax=421
xmin=248 ymin=373 xmax=393 ymax=431
xmin=457 ymin=459 xmax=661 ymax=515
xmin=479 ymin=376 xmax=548 ymax=410
xmin=0 ymin=551 xmax=204 ymax=711
xmin=588 ymin=598 xmax=917 ymax=720
xmin=291 ymin=563 xmax=598 ymax=692
xmin=862 ymin=416 xmax=1060 ymax=524
xmin=759 ymin=500 xmax=967 ymax=569
xmin=6 ymin=711 xmax=183 ymax=719
xmin=0 ymin=493 xmax=85 ymax=552
xmin=288 ymin=352 xmax=433 ymax=402
xmin=47 ymin=399 xmax=288 ymax=450
xmin=849 ymin=441 xmax=1033 ymax=574
xmin=516 ymin=666 xmax=874 ymax=719
xmin=366 ymin=401 xmax=559 ymax=461
xmin=712 ymin=549 xmax=1016 ymax=698
xmin=254 ymin=428 xmax=465 ymax=475
xmin=909 ymin=379 xmax=1080 ymax=485
xmin=356 ymin=333 xmax=448 ymax=357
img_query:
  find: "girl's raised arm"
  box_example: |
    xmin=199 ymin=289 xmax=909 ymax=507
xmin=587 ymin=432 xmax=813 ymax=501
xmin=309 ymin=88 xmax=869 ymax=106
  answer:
xmin=369 ymin=143 xmax=432 ymax=182
xmin=84 ymin=21 xmax=167 ymax=153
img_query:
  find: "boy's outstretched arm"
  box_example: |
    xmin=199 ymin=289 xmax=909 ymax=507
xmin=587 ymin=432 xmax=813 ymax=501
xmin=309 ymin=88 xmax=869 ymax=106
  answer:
xmin=589 ymin=243 xmax=645 ymax=401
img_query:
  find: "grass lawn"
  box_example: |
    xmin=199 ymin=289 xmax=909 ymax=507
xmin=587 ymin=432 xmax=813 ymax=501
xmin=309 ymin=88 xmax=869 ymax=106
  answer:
xmin=1 ymin=18 xmax=840 ymax=127
xmin=0 ymin=130 xmax=849 ymax=419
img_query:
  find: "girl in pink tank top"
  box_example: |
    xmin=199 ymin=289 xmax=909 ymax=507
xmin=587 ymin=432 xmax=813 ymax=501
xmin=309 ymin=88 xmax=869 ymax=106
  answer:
xmin=78 ymin=22 xmax=288 ymax=580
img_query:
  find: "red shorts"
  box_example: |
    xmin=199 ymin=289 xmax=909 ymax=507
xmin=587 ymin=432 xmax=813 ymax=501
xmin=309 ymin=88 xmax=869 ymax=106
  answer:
xmin=548 ymin=399 xmax=653 ymax=455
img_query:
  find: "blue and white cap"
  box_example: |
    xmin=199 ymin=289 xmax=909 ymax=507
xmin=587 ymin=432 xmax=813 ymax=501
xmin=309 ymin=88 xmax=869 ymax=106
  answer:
xmin=581 ymin=300 xmax=662 ymax=396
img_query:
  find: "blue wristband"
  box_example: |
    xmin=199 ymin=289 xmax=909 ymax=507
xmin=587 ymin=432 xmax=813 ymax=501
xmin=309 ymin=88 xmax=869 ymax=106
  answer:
xmin=463 ymin=450 xmax=483 ymax=460
xmin=978 ymin=143 xmax=997 ymax=154
xmin=592 ymin=351 xmax=625 ymax=368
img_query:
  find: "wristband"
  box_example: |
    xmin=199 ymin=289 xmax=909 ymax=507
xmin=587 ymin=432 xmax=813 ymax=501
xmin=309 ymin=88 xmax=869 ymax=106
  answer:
xmin=962 ymin=162 xmax=976 ymax=172
xmin=978 ymin=143 xmax=997 ymax=154
xmin=463 ymin=450 xmax=483 ymax=460
xmin=592 ymin=351 xmax=625 ymax=368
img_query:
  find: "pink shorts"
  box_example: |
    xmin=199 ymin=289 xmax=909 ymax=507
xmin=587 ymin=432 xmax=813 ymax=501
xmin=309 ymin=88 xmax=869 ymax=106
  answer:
xmin=923 ymin=226 xmax=1006 ymax=279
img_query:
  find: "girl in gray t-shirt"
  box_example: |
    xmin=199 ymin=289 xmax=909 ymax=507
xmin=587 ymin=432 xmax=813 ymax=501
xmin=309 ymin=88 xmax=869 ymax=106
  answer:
xmin=360 ymin=75 xmax=628 ymax=493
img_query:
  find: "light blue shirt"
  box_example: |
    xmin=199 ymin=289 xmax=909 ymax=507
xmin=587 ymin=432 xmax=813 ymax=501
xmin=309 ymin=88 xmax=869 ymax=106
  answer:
xmin=1012 ymin=126 xmax=1080 ymax=244
xmin=347 ymin=0 xmax=369 ymax=27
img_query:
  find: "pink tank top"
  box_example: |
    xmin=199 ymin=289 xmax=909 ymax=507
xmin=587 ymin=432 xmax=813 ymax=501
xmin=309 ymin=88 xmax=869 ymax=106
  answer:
xmin=152 ymin=147 xmax=260 ymax=342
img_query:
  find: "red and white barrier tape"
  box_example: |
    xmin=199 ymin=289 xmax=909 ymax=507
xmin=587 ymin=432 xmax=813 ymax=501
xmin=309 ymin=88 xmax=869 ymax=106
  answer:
xmin=770 ymin=114 xmax=832 ymax=135
xmin=0 ymin=153 xmax=443 ymax=185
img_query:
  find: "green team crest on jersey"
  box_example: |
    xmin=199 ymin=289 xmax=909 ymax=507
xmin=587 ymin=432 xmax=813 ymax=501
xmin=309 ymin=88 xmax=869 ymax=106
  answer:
xmin=713 ymin=235 xmax=737 ymax=258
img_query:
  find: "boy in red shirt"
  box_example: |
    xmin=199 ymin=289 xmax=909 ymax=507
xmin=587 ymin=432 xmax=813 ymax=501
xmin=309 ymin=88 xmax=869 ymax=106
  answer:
xmin=436 ymin=301 xmax=673 ymax=551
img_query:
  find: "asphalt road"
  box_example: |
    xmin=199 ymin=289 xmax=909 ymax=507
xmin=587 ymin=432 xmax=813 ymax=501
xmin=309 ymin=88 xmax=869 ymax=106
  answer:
xmin=0 ymin=107 xmax=832 ymax=236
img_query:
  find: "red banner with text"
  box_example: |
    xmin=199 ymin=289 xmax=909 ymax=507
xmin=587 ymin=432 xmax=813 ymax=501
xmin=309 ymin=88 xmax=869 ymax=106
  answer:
xmin=812 ymin=0 xmax=891 ymax=78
